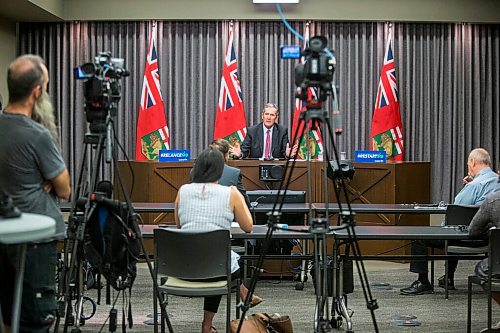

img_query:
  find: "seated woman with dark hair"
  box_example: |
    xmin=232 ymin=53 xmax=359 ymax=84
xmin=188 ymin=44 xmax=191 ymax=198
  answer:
xmin=174 ymin=148 xmax=262 ymax=333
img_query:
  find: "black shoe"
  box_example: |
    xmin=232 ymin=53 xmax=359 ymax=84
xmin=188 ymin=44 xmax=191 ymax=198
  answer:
xmin=400 ymin=280 xmax=433 ymax=295
xmin=438 ymin=275 xmax=456 ymax=290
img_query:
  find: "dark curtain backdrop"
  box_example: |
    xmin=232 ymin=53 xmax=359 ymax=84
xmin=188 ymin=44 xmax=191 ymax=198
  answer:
xmin=17 ymin=21 xmax=499 ymax=203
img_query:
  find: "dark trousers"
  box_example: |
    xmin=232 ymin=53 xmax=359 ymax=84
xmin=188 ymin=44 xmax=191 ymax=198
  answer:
xmin=409 ymin=239 xmax=458 ymax=275
xmin=409 ymin=239 xmax=487 ymax=276
xmin=204 ymin=270 xmax=240 ymax=313
xmin=0 ymin=242 xmax=57 ymax=333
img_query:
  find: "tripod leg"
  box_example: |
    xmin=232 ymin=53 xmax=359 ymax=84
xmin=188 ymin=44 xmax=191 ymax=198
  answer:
xmin=62 ymin=138 xmax=104 ymax=332
xmin=320 ymin=114 xmax=379 ymax=332
xmin=296 ymin=240 xmax=308 ymax=290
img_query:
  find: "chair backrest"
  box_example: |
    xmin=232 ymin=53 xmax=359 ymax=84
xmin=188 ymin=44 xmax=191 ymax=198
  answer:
xmin=154 ymin=228 xmax=231 ymax=280
xmin=445 ymin=204 xmax=479 ymax=226
xmin=489 ymin=229 xmax=500 ymax=277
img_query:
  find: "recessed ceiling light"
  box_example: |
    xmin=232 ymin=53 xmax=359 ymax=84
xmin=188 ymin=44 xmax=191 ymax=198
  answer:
xmin=253 ymin=0 xmax=299 ymax=3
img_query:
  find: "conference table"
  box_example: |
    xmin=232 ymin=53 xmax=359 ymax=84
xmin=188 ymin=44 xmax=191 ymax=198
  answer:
xmin=0 ymin=213 xmax=56 ymax=333
xmin=140 ymin=223 xmax=471 ymax=266
xmin=61 ymin=202 xmax=448 ymax=214
xmin=313 ymin=203 xmax=447 ymax=214
xmin=60 ymin=202 xmax=314 ymax=214
xmin=139 ymin=223 xmax=469 ymax=253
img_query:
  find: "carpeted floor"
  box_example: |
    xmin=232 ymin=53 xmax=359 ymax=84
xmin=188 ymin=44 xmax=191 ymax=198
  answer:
xmin=64 ymin=259 xmax=496 ymax=333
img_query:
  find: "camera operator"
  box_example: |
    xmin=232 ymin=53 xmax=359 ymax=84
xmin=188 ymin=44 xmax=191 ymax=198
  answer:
xmin=0 ymin=54 xmax=70 ymax=332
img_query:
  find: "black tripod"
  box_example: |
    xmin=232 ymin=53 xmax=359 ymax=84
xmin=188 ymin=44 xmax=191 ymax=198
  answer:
xmin=236 ymin=82 xmax=379 ymax=332
xmin=55 ymin=116 xmax=174 ymax=333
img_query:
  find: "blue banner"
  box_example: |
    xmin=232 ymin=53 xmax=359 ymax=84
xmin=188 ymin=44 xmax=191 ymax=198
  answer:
xmin=354 ymin=150 xmax=387 ymax=163
xmin=159 ymin=149 xmax=190 ymax=162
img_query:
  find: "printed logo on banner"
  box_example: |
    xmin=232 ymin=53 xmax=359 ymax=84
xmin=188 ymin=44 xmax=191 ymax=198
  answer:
xmin=354 ymin=150 xmax=387 ymax=163
xmin=159 ymin=150 xmax=191 ymax=162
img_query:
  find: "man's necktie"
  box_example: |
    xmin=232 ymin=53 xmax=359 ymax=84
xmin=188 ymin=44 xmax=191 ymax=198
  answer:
xmin=264 ymin=129 xmax=271 ymax=159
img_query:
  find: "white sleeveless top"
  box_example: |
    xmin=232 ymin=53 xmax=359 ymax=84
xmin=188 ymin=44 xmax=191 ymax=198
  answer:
xmin=178 ymin=183 xmax=239 ymax=273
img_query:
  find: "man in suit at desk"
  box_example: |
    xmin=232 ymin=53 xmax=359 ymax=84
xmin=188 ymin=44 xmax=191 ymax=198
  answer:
xmin=230 ymin=103 xmax=297 ymax=159
xmin=210 ymin=139 xmax=251 ymax=208
xmin=401 ymin=148 xmax=499 ymax=295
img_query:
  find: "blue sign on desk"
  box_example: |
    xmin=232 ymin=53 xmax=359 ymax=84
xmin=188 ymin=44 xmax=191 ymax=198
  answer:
xmin=159 ymin=149 xmax=190 ymax=162
xmin=354 ymin=150 xmax=387 ymax=163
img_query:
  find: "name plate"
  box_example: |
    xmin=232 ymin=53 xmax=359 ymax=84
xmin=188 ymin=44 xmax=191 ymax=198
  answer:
xmin=159 ymin=149 xmax=190 ymax=162
xmin=354 ymin=150 xmax=387 ymax=163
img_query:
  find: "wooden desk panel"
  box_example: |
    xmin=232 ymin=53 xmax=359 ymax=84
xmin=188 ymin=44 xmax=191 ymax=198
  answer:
xmin=117 ymin=160 xmax=430 ymax=258
xmin=116 ymin=161 xmax=191 ymax=224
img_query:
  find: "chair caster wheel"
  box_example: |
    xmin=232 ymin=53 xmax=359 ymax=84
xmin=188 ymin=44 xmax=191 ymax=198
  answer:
xmin=295 ymin=282 xmax=304 ymax=290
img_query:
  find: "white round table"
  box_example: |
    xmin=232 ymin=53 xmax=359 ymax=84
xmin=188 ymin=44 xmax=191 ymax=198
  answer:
xmin=0 ymin=213 xmax=56 ymax=333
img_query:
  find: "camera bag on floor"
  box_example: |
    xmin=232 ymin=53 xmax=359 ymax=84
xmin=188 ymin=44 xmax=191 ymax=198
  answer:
xmin=84 ymin=202 xmax=140 ymax=291
xmin=83 ymin=200 xmax=141 ymax=331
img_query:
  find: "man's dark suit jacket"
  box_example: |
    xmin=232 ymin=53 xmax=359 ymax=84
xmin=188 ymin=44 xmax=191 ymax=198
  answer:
xmin=240 ymin=122 xmax=289 ymax=159
xmin=219 ymin=164 xmax=251 ymax=208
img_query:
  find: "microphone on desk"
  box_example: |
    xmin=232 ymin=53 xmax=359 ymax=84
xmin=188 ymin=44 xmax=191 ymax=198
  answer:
xmin=250 ymin=196 xmax=267 ymax=222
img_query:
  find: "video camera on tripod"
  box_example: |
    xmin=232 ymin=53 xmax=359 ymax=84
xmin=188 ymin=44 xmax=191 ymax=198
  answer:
xmin=293 ymin=36 xmax=335 ymax=105
xmin=74 ymin=52 xmax=130 ymax=134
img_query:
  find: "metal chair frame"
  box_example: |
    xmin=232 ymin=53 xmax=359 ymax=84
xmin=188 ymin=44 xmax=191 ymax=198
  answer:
xmin=153 ymin=228 xmax=239 ymax=333
xmin=443 ymin=204 xmax=486 ymax=298
xmin=467 ymin=228 xmax=500 ymax=333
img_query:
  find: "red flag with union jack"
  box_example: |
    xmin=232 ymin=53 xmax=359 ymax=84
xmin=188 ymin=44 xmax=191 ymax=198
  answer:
xmin=291 ymin=25 xmax=323 ymax=160
xmin=135 ymin=24 xmax=170 ymax=160
xmin=214 ymin=26 xmax=247 ymax=149
xmin=371 ymin=27 xmax=404 ymax=162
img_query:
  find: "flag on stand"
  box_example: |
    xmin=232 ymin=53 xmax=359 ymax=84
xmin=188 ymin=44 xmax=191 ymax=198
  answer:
xmin=370 ymin=27 xmax=404 ymax=162
xmin=135 ymin=24 xmax=170 ymax=161
xmin=214 ymin=26 xmax=247 ymax=150
xmin=291 ymin=24 xmax=323 ymax=160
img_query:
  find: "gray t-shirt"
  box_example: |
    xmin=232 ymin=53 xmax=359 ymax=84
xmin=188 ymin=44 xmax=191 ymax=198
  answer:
xmin=0 ymin=113 xmax=67 ymax=241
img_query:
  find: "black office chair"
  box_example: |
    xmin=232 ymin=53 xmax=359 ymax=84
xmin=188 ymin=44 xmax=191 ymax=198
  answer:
xmin=153 ymin=228 xmax=239 ymax=333
xmin=467 ymin=228 xmax=500 ymax=333
xmin=444 ymin=204 xmax=486 ymax=297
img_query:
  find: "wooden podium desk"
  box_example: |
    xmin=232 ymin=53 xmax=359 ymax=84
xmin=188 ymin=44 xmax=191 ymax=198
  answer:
xmin=115 ymin=160 xmax=312 ymax=224
xmin=116 ymin=160 xmax=431 ymax=257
